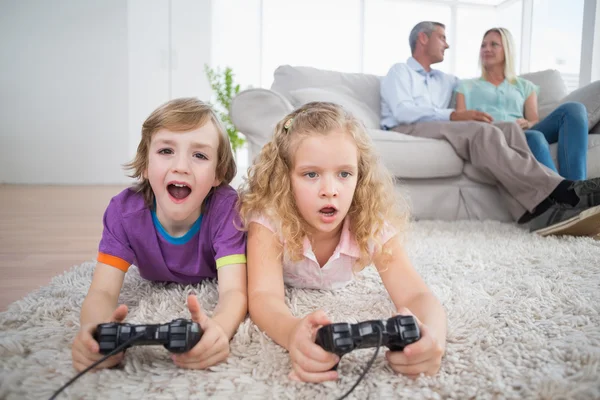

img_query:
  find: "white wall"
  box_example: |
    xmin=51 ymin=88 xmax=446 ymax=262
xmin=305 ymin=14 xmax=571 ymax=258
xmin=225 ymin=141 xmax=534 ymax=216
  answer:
xmin=128 ymin=0 xmax=212 ymax=164
xmin=0 ymin=0 xmax=130 ymax=184
xmin=0 ymin=0 xmax=212 ymax=184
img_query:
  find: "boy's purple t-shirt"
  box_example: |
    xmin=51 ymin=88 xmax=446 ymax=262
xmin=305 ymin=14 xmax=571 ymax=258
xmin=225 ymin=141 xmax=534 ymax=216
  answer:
xmin=97 ymin=185 xmax=246 ymax=284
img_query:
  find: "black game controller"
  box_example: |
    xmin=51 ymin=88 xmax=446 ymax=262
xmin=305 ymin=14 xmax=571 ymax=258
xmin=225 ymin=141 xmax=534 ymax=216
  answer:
xmin=315 ymin=315 xmax=420 ymax=369
xmin=94 ymin=318 xmax=203 ymax=355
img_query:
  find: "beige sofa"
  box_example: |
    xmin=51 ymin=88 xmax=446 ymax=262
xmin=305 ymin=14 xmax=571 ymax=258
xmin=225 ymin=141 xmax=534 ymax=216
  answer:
xmin=230 ymin=65 xmax=600 ymax=221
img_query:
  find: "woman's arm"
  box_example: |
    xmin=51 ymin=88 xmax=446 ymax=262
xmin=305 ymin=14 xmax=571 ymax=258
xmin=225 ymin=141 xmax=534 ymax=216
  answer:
xmin=247 ymin=222 xmax=299 ymax=349
xmin=455 ymin=92 xmax=467 ymax=112
xmin=522 ymin=92 xmax=540 ymax=128
xmin=212 ymin=263 xmax=248 ymax=339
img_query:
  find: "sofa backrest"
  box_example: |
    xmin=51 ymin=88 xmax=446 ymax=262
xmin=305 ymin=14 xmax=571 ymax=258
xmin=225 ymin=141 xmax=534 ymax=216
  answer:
xmin=520 ymin=69 xmax=568 ymax=119
xmin=271 ymin=65 xmax=382 ymax=116
xmin=270 ymin=65 xmax=568 ymax=124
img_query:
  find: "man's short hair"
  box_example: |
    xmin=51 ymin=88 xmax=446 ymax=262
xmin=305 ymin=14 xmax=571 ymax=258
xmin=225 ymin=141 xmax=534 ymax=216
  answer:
xmin=409 ymin=21 xmax=445 ymax=53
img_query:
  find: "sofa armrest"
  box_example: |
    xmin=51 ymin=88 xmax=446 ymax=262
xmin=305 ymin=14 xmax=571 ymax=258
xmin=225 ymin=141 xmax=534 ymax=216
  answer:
xmin=230 ymin=88 xmax=294 ymax=162
xmin=558 ymin=80 xmax=600 ymax=131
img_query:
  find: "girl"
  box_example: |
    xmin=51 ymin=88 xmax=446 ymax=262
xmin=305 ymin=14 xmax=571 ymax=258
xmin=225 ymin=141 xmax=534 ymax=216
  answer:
xmin=71 ymin=98 xmax=247 ymax=372
xmin=238 ymin=102 xmax=446 ymax=383
xmin=455 ymin=27 xmax=589 ymax=181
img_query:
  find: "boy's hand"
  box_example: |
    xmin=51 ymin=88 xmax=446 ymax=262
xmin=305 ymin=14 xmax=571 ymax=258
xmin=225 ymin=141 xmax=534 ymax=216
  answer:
xmin=71 ymin=304 xmax=128 ymax=372
xmin=287 ymin=310 xmax=340 ymax=383
xmin=171 ymin=294 xmax=230 ymax=369
xmin=386 ymin=308 xmax=444 ymax=378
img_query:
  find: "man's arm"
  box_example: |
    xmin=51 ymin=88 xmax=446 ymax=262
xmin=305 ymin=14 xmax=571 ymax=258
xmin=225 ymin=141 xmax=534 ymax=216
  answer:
xmin=381 ymin=64 xmax=454 ymax=125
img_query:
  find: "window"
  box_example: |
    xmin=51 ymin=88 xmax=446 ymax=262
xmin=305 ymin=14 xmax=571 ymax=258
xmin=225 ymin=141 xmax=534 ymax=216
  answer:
xmin=529 ymin=0 xmax=585 ymax=92
xmin=261 ymin=0 xmax=361 ymax=87
xmin=455 ymin=6 xmax=497 ymax=79
xmin=496 ymin=0 xmax=523 ymax=73
xmin=363 ymin=0 xmax=451 ymax=76
xmin=211 ymin=0 xmax=261 ymax=89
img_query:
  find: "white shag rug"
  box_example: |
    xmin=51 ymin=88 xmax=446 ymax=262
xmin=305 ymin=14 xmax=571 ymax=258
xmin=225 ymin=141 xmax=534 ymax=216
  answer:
xmin=1 ymin=221 xmax=600 ymax=400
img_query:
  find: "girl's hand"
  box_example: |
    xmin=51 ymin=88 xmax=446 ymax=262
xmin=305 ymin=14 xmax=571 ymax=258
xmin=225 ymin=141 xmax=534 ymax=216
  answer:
xmin=516 ymin=118 xmax=531 ymax=129
xmin=172 ymin=294 xmax=230 ymax=369
xmin=386 ymin=308 xmax=444 ymax=378
xmin=287 ymin=310 xmax=340 ymax=383
xmin=71 ymin=304 xmax=129 ymax=372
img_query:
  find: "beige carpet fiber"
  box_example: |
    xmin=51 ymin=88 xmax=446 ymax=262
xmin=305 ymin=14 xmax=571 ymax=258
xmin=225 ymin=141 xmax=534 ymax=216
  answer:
xmin=1 ymin=221 xmax=600 ymax=399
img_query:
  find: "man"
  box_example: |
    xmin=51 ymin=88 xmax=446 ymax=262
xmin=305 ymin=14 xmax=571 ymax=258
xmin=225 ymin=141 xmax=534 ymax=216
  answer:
xmin=380 ymin=21 xmax=600 ymax=236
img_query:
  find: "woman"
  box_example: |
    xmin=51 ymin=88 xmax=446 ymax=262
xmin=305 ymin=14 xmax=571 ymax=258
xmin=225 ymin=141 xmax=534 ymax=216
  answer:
xmin=455 ymin=27 xmax=589 ymax=181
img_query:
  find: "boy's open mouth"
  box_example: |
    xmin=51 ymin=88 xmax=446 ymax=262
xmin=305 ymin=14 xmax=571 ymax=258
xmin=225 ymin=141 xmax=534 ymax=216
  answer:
xmin=319 ymin=206 xmax=337 ymax=217
xmin=167 ymin=183 xmax=191 ymax=200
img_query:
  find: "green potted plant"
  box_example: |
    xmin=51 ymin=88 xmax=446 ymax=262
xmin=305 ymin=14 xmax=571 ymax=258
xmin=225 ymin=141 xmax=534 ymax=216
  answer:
xmin=204 ymin=65 xmax=246 ymax=154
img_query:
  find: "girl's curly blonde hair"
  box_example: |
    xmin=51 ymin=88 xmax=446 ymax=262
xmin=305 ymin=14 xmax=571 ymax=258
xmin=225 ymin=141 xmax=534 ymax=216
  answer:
xmin=238 ymin=101 xmax=409 ymax=270
xmin=124 ymin=97 xmax=236 ymax=208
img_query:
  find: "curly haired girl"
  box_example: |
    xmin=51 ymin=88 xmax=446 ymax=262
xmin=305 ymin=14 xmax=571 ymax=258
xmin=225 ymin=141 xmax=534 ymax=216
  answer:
xmin=238 ymin=102 xmax=446 ymax=383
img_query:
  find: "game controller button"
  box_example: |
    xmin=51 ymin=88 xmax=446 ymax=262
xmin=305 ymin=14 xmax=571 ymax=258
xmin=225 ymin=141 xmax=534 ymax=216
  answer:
xmin=332 ymin=324 xmax=351 ymax=333
xmin=170 ymin=340 xmax=186 ymax=348
xmin=99 ymin=342 xmax=116 ymax=351
xmin=102 ymin=327 xmax=118 ymax=335
xmin=335 ymin=338 xmax=354 ymax=348
xmin=399 ymin=316 xmax=414 ymax=326
xmin=403 ymin=329 xmax=419 ymax=340
xmin=358 ymin=324 xmax=374 ymax=336
xmin=171 ymin=326 xmax=186 ymax=334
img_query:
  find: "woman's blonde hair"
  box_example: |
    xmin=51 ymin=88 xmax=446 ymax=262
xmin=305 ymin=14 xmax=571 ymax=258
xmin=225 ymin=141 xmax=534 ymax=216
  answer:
xmin=238 ymin=101 xmax=409 ymax=270
xmin=480 ymin=27 xmax=517 ymax=83
xmin=124 ymin=97 xmax=236 ymax=208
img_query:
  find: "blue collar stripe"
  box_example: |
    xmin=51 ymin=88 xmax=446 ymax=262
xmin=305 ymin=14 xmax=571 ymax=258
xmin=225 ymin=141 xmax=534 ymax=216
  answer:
xmin=151 ymin=211 xmax=202 ymax=245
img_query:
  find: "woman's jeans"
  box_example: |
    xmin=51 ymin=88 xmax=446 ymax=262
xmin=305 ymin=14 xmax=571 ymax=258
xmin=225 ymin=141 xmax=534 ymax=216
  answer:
xmin=525 ymin=102 xmax=589 ymax=180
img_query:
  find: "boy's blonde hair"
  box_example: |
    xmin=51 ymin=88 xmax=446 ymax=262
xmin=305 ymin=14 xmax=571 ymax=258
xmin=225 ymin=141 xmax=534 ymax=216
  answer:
xmin=480 ymin=27 xmax=517 ymax=83
xmin=125 ymin=97 xmax=236 ymax=208
xmin=238 ymin=101 xmax=409 ymax=270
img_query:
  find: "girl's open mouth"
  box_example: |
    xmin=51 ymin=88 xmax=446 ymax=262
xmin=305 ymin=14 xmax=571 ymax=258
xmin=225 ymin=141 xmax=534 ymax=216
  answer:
xmin=319 ymin=206 xmax=337 ymax=217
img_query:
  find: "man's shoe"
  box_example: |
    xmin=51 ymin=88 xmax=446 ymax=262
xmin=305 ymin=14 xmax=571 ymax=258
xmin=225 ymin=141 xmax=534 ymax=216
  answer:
xmin=570 ymin=177 xmax=600 ymax=208
xmin=529 ymin=203 xmax=600 ymax=236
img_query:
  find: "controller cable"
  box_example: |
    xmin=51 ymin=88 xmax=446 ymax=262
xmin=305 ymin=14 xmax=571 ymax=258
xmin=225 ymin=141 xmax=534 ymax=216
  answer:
xmin=50 ymin=327 xmax=384 ymax=399
xmin=48 ymin=332 xmax=145 ymax=400
xmin=336 ymin=325 xmax=383 ymax=400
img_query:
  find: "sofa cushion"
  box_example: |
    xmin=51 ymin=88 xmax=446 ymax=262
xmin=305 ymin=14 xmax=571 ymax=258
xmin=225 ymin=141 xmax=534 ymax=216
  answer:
xmin=520 ymin=70 xmax=568 ymax=120
xmin=271 ymin=65 xmax=382 ymax=116
xmin=558 ymin=80 xmax=600 ymax=130
xmin=288 ymin=87 xmax=380 ymax=129
xmin=369 ymin=129 xmax=464 ymax=179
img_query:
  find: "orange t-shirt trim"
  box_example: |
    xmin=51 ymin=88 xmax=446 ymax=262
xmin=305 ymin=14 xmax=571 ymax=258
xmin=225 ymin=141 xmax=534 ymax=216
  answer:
xmin=97 ymin=252 xmax=131 ymax=272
